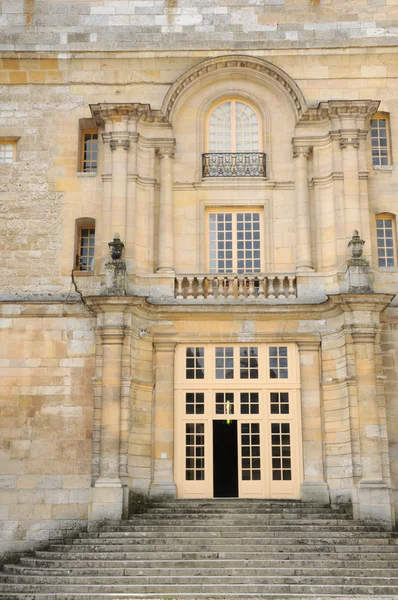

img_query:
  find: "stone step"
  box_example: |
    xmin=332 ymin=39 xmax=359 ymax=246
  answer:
xmin=32 ymin=550 xmax=398 ymax=561
xmin=1 ymin=595 xmax=397 ymax=600
xmin=52 ymin=539 xmax=398 ymax=550
xmin=77 ymin=530 xmax=396 ymax=540
xmin=19 ymin=557 xmax=398 ymax=569
xmin=127 ymin=514 xmax=354 ymax=522
xmin=92 ymin=523 xmax=383 ymax=532
xmin=6 ymin=564 xmax=398 ymax=578
xmin=3 ymin=573 xmax=398 ymax=586
xmin=1 ymin=583 xmax=398 ymax=594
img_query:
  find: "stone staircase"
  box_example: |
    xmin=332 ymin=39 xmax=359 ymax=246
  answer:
xmin=1 ymin=499 xmax=398 ymax=599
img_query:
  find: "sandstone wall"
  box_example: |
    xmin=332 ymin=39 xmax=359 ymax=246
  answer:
xmin=1 ymin=0 xmax=398 ymax=51
xmin=0 ymin=304 xmax=95 ymax=560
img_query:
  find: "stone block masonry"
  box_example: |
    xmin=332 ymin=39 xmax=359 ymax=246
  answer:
xmin=0 ymin=303 xmax=95 ymax=561
xmin=0 ymin=0 xmax=398 ymax=51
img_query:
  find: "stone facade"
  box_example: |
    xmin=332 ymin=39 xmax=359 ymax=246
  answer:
xmin=1 ymin=0 xmax=398 ymax=561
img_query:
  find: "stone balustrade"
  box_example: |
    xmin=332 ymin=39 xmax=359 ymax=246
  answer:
xmin=175 ymin=274 xmax=297 ymax=301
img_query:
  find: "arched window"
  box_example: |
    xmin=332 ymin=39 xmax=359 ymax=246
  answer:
xmin=204 ymin=99 xmax=265 ymax=178
xmin=208 ymin=99 xmax=260 ymax=153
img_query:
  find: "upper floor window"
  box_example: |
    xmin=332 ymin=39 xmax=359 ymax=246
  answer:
xmin=370 ymin=114 xmax=391 ymax=167
xmin=75 ymin=218 xmax=95 ymax=272
xmin=0 ymin=141 xmax=16 ymax=163
xmin=203 ymin=99 xmax=265 ymax=177
xmin=208 ymin=210 xmax=262 ymax=274
xmin=81 ymin=129 xmax=98 ymax=173
xmin=376 ymin=214 xmax=396 ymax=268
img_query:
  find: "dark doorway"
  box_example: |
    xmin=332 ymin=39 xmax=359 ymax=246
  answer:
xmin=213 ymin=420 xmax=238 ymax=497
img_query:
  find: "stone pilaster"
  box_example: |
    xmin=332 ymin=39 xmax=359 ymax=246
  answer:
xmin=352 ymin=326 xmax=392 ymax=526
xmin=298 ymin=341 xmax=330 ymax=504
xmin=157 ymin=147 xmax=175 ymax=273
xmin=150 ymin=342 xmax=177 ymax=499
xmin=293 ymin=144 xmax=313 ymax=272
xmin=90 ymin=308 xmax=127 ymax=520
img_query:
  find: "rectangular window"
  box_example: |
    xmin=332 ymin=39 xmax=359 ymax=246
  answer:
xmin=185 ymin=423 xmax=205 ymax=481
xmin=185 ymin=392 xmax=204 ymax=415
xmin=270 ymin=392 xmax=289 ymax=415
xmin=215 ymin=392 xmax=234 ymax=415
xmin=76 ymin=227 xmax=95 ymax=271
xmin=370 ymin=116 xmax=391 ymax=167
xmin=215 ymin=347 xmax=234 ymax=379
xmin=269 ymin=346 xmax=288 ymax=379
xmin=0 ymin=141 xmax=16 ymax=163
xmin=208 ymin=211 xmax=261 ymax=274
xmin=185 ymin=347 xmax=204 ymax=379
xmin=271 ymin=423 xmax=291 ymax=481
xmin=240 ymin=392 xmax=259 ymax=415
xmin=376 ymin=217 xmax=396 ymax=268
xmin=241 ymin=423 xmax=261 ymax=481
xmin=81 ymin=129 xmax=98 ymax=172
xmin=240 ymin=347 xmax=258 ymax=379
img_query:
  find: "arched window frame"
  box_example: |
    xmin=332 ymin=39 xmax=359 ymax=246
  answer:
xmin=205 ymin=98 xmax=263 ymax=154
xmin=375 ymin=213 xmax=397 ymax=268
xmin=74 ymin=217 xmax=96 ymax=274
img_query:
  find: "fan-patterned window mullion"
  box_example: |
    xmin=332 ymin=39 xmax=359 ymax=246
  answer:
xmin=208 ymin=100 xmax=259 ymax=153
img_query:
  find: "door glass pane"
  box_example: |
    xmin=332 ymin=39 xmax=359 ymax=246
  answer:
xmin=215 ymin=392 xmax=234 ymax=415
xmin=240 ymin=392 xmax=259 ymax=414
xmin=271 ymin=423 xmax=291 ymax=481
xmin=241 ymin=423 xmax=261 ymax=480
xmin=270 ymin=392 xmax=289 ymax=414
xmin=185 ymin=423 xmax=205 ymax=481
xmin=185 ymin=392 xmax=205 ymax=415
xmin=236 ymin=213 xmax=261 ymax=273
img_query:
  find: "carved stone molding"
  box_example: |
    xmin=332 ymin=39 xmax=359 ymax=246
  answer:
xmin=110 ymin=138 xmax=130 ymax=152
xmin=90 ymin=103 xmax=169 ymax=127
xmin=340 ymin=136 xmax=360 ymax=150
xmin=157 ymin=146 xmax=175 ymax=159
xmin=162 ymin=55 xmax=307 ymax=121
xmin=299 ymin=100 xmax=380 ymax=124
xmin=292 ymin=144 xmax=312 ymax=159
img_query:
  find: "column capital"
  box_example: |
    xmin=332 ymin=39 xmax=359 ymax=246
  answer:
xmin=297 ymin=340 xmax=321 ymax=352
xmin=154 ymin=341 xmax=177 ymax=353
xmin=157 ymin=146 xmax=175 ymax=160
xmin=101 ymin=326 xmax=125 ymax=344
xmin=110 ymin=136 xmax=130 ymax=152
xmin=351 ymin=327 xmax=377 ymax=344
xmin=340 ymin=135 xmax=360 ymax=150
xmin=292 ymin=144 xmax=312 ymax=159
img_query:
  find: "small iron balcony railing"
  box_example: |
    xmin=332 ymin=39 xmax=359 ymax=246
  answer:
xmin=202 ymin=152 xmax=266 ymax=178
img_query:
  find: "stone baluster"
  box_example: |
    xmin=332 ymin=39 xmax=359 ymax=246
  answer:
xmin=227 ymin=276 xmax=235 ymax=298
xmin=217 ymin=277 xmax=224 ymax=299
xmin=187 ymin=277 xmax=194 ymax=299
xmin=238 ymin=277 xmax=245 ymax=299
xmin=248 ymin=277 xmax=255 ymax=298
xmin=157 ymin=147 xmax=175 ymax=273
xmin=207 ymin=277 xmax=215 ymax=300
xmin=258 ymin=277 xmax=265 ymax=299
xmin=197 ymin=277 xmax=204 ymax=300
xmin=268 ymin=277 xmax=276 ymax=299
xmin=288 ymin=276 xmax=296 ymax=298
xmin=176 ymin=276 xmax=184 ymax=300
xmin=278 ymin=276 xmax=286 ymax=298
xmin=293 ymin=144 xmax=313 ymax=272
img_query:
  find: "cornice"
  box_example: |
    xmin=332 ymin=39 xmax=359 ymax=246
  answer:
xmin=90 ymin=103 xmax=169 ymax=127
xmin=299 ymin=100 xmax=380 ymax=124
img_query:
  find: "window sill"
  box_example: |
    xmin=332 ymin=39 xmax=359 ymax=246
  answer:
xmin=77 ymin=172 xmax=97 ymax=178
xmin=73 ymin=270 xmax=94 ymax=277
xmin=373 ymin=165 xmax=393 ymax=172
